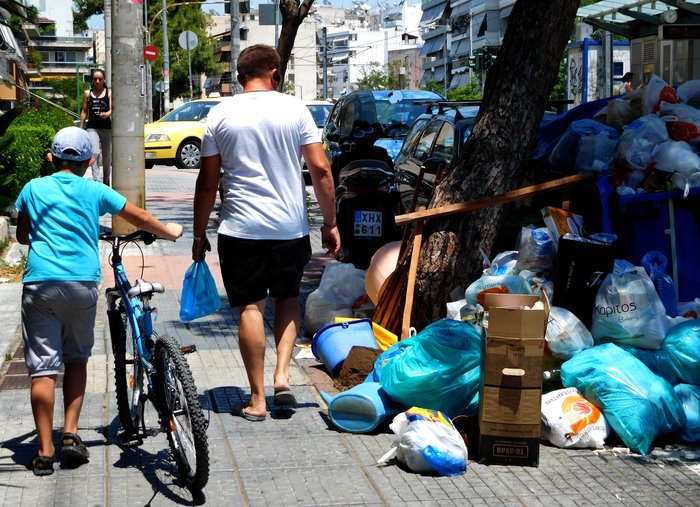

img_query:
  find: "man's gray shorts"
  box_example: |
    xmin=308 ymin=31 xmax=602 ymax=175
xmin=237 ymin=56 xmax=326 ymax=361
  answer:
xmin=22 ymin=281 xmax=99 ymax=377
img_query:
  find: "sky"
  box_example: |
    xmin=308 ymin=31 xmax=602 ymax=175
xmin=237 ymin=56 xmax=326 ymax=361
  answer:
xmin=87 ymin=0 xmax=376 ymax=28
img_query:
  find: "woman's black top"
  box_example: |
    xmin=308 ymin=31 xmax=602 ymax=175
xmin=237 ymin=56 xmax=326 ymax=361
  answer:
xmin=87 ymin=89 xmax=111 ymax=129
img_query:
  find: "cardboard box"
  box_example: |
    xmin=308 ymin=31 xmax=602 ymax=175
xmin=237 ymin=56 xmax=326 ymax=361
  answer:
xmin=478 ymin=294 xmax=548 ymax=467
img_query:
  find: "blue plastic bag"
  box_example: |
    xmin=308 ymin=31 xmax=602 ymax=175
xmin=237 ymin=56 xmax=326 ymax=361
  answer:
xmin=368 ymin=320 xmax=482 ymax=418
xmin=674 ymin=384 xmax=700 ymax=443
xmin=661 ymin=319 xmax=700 ymax=385
xmin=179 ymin=260 xmax=221 ymax=322
xmin=561 ymin=343 xmax=686 ymax=455
xmin=641 ymin=251 xmax=679 ymax=317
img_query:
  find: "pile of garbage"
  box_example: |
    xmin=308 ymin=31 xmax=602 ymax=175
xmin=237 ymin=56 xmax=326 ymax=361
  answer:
xmin=303 ymin=75 xmax=700 ymax=476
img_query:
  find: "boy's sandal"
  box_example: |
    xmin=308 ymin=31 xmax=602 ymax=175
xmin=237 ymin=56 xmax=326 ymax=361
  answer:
xmin=60 ymin=432 xmax=90 ymax=465
xmin=30 ymin=453 xmax=55 ymax=476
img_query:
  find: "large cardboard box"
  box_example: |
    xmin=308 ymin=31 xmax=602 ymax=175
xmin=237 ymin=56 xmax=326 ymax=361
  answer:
xmin=478 ymin=294 xmax=548 ymax=467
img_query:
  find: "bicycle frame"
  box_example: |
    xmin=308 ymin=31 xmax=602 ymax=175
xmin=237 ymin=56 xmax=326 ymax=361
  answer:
xmin=103 ymin=232 xmax=163 ymax=432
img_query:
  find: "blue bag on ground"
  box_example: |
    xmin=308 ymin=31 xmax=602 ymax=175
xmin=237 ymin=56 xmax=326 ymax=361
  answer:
xmin=561 ymin=343 xmax=686 ymax=455
xmin=661 ymin=319 xmax=700 ymax=385
xmin=368 ymin=320 xmax=482 ymax=418
xmin=180 ymin=260 xmax=221 ymax=322
xmin=674 ymin=384 xmax=700 ymax=443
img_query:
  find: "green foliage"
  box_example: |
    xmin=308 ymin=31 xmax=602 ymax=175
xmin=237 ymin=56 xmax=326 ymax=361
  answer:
xmin=5 ymin=15 xmax=23 ymax=32
xmin=0 ymin=105 xmax=72 ymax=199
xmin=73 ymin=0 xmax=104 ymax=32
xmin=27 ymin=47 xmax=42 ymax=69
xmin=148 ymin=3 xmax=224 ymax=99
xmin=447 ymin=81 xmax=483 ymax=101
xmin=421 ymin=79 xmax=446 ymax=96
xmin=355 ymin=61 xmax=406 ymax=91
xmin=549 ymin=52 xmax=566 ymax=102
xmin=40 ymin=77 xmax=88 ymax=113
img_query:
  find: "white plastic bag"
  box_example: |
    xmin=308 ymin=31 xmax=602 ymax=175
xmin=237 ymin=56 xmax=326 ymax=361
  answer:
xmin=642 ymin=74 xmax=678 ymax=114
xmin=304 ymin=263 xmax=366 ymax=335
xmin=377 ymin=407 xmax=468 ymax=476
xmin=659 ymin=102 xmax=700 ymax=144
xmin=616 ymin=114 xmax=670 ymax=171
xmin=541 ymin=388 xmax=610 ymax=449
xmin=591 ymin=260 xmax=669 ymax=349
xmin=546 ymin=306 xmax=594 ymax=360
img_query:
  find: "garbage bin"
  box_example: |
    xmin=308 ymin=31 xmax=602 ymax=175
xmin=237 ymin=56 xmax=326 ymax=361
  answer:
xmin=335 ymin=161 xmax=400 ymax=270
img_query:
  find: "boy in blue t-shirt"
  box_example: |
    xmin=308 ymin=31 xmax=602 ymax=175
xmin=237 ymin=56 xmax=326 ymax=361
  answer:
xmin=15 ymin=127 xmax=183 ymax=476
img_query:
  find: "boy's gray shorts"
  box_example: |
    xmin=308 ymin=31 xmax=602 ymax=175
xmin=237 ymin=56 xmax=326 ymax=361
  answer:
xmin=22 ymin=281 xmax=99 ymax=377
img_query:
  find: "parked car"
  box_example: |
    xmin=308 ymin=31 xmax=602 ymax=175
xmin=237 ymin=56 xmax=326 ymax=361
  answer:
xmin=302 ymin=100 xmax=334 ymax=182
xmin=144 ymin=97 xmax=228 ymax=168
xmin=322 ymin=90 xmax=444 ymax=183
xmin=394 ymin=101 xmax=558 ymax=212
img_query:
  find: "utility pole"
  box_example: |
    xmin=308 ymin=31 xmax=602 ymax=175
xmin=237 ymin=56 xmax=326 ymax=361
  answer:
xmin=230 ymin=0 xmax=240 ymax=94
xmin=162 ymin=0 xmax=171 ymax=112
xmin=112 ymin=0 xmax=146 ymax=234
xmin=144 ymin=0 xmax=153 ymax=122
xmin=105 ymin=0 xmax=111 ymax=82
xmin=322 ymin=27 xmax=327 ymax=99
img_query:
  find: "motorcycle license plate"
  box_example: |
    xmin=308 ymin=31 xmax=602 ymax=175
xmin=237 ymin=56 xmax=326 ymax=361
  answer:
xmin=354 ymin=211 xmax=383 ymax=237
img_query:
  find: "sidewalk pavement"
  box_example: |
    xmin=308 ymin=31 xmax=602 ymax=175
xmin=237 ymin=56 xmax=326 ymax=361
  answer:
xmin=0 ymin=166 xmax=698 ymax=506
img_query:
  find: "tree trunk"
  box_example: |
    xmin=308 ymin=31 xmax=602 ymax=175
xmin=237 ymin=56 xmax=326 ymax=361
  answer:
xmin=412 ymin=0 xmax=580 ymax=328
xmin=277 ymin=0 xmax=315 ymax=88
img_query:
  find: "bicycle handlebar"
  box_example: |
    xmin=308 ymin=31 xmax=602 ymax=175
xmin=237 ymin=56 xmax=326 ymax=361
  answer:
xmin=99 ymin=229 xmax=158 ymax=245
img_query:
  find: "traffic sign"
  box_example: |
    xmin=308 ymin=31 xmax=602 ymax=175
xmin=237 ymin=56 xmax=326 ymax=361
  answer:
xmin=178 ymin=31 xmax=198 ymax=51
xmin=144 ymin=45 xmax=158 ymax=61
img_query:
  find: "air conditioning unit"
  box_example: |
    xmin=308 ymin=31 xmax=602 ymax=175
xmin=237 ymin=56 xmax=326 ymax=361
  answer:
xmin=576 ymin=23 xmax=593 ymax=41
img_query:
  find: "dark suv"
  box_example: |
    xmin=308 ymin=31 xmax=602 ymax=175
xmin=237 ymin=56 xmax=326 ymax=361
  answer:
xmin=322 ymin=90 xmax=444 ymax=181
xmin=394 ymin=102 xmax=558 ymax=213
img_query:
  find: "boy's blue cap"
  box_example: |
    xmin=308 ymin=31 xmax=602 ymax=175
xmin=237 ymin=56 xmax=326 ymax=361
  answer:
xmin=52 ymin=127 xmax=93 ymax=162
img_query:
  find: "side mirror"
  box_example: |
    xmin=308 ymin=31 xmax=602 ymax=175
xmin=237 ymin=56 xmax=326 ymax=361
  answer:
xmin=422 ymin=157 xmax=447 ymax=175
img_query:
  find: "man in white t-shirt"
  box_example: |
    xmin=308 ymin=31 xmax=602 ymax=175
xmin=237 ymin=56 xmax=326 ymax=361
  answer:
xmin=192 ymin=44 xmax=340 ymax=421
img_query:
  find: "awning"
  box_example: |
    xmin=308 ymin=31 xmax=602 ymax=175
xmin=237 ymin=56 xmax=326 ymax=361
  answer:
xmin=331 ymin=52 xmax=350 ymax=63
xmin=450 ymin=2 xmax=470 ymax=19
xmin=450 ymin=73 xmax=469 ymax=89
xmin=433 ymin=67 xmax=446 ymax=83
xmin=576 ymin=0 xmax=700 ymax=37
xmin=420 ymin=0 xmax=448 ymax=25
xmin=419 ymin=39 xmax=437 ymax=57
xmin=450 ymin=38 xmax=469 ymax=57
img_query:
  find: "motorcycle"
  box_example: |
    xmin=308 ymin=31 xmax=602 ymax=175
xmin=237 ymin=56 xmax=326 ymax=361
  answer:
xmin=326 ymin=121 xmax=401 ymax=270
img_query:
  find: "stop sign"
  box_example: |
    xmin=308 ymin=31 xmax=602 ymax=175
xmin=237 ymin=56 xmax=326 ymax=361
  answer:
xmin=144 ymin=45 xmax=158 ymax=61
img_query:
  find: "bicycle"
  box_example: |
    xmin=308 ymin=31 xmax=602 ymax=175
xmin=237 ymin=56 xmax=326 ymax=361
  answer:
xmin=101 ymin=229 xmax=209 ymax=491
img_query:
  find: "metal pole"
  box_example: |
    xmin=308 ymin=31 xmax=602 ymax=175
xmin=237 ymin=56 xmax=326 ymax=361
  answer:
xmin=112 ymin=0 xmax=146 ymax=234
xmin=230 ymin=0 xmax=240 ymax=94
xmin=322 ymin=27 xmax=327 ymax=99
xmin=145 ymin=0 xmax=153 ymax=122
xmin=274 ymin=0 xmax=279 ymax=47
xmin=162 ymin=0 xmax=170 ymax=112
xmin=105 ymin=0 xmax=111 ymax=82
xmin=187 ymin=33 xmax=193 ymax=99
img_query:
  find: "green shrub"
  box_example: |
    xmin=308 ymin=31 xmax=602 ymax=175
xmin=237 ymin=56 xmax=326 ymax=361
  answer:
xmin=0 ymin=124 xmax=56 ymax=197
xmin=0 ymin=105 xmax=73 ymax=200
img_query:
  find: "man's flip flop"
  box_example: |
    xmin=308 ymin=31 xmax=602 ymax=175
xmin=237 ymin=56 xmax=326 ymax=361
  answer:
xmin=273 ymin=389 xmax=297 ymax=406
xmin=232 ymin=406 xmax=266 ymax=421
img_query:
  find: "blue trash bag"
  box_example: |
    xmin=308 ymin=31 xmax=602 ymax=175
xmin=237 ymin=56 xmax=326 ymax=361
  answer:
xmin=179 ymin=260 xmax=221 ymax=322
xmin=618 ymin=344 xmax=680 ymax=386
xmin=641 ymin=251 xmax=679 ymax=317
xmin=367 ymin=320 xmax=482 ymax=418
xmin=674 ymin=384 xmax=700 ymax=443
xmin=561 ymin=343 xmax=686 ymax=455
xmin=549 ymin=119 xmax=619 ymax=171
xmin=661 ymin=319 xmax=700 ymax=385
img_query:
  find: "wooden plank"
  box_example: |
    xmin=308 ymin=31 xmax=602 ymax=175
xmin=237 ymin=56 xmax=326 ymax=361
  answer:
xmin=401 ymin=219 xmax=424 ymax=339
xmin=394 ymin=172 xmax=594 ymax=226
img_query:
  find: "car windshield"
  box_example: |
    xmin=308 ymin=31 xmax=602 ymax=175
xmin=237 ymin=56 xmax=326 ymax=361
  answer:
xmin=307 ymin=104 xmax=333 ymax=128
xmin=372 ymin=100 xmax=431 ymax=137
xmin=160 ymin=101 xmax=216 ymax=122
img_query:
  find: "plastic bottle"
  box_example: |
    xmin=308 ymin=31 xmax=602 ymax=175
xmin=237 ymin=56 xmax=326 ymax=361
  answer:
xmin=641 ymin=251 xmax=679 ymax=317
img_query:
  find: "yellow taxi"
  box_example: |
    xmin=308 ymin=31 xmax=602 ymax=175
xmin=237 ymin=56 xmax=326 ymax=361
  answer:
xmin=144 ymin=97 xmax=228 ymax=168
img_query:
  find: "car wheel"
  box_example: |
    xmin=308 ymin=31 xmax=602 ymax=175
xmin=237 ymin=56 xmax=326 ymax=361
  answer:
xmin=145 ymin=161 xmax=155 ymax=169
xmin=175 ymin=139 xmax=201 ymax=169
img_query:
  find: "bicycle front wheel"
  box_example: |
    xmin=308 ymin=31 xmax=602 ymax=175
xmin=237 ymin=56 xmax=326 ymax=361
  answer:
xmin=153 ymin=335 xmax=209 ymax=491
xmin=108 ymin=301 xmax=143 ymax=437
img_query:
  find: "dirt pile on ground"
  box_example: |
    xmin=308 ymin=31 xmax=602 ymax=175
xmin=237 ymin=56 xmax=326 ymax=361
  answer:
xmin=333 ymin=346 xmax=381 ymax=392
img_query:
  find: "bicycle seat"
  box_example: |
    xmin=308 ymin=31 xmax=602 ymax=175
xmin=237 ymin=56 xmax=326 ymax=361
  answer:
xmin=127 ymin=280 xmax=165 ymax=299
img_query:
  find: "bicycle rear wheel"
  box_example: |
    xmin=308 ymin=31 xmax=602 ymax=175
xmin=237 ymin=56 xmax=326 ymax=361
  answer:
xmin=108 ymin=301 xmax=144 ymax=437
xmin=153 ymin=335 xmax=209 ymax=491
